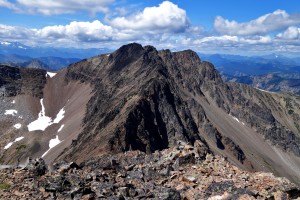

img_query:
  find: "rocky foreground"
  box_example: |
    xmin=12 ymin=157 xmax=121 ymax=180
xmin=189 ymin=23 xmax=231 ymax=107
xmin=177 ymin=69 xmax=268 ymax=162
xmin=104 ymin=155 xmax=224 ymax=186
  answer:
xmin=0 ymin=141 xmax=299 ymax=200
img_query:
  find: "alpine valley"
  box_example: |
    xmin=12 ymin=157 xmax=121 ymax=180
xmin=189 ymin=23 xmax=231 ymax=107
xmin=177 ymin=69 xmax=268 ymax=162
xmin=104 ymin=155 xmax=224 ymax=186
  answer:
xmin=1 ymin=43 xmax=300 ymax=199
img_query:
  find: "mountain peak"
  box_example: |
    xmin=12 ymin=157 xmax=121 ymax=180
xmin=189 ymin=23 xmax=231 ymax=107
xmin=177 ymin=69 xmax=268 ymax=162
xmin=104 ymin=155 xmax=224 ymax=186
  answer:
xmin=114 ymin=43 xmax=145 ymax=56
xmin=2 ymin=43 xmax=300 ymax=186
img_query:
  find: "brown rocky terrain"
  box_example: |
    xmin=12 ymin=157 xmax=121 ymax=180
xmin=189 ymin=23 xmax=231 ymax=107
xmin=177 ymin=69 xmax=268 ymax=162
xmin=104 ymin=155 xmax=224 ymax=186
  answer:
xmin=0 ymin=43 xmax=300 ymax=187
xmin=0 ymin=141 xmax=299 ymax=199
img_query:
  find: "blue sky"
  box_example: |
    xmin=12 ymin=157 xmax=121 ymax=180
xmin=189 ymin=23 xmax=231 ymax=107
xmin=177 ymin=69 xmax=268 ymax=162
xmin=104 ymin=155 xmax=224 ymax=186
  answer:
xmin=0 ymin=0 xmax=300 ymax=55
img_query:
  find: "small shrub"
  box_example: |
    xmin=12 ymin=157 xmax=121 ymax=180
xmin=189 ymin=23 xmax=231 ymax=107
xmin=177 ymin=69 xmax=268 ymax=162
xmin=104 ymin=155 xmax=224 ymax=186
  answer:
xmin=16 ymin=144 xmax=26 ymax=152
xmin=0 ymin=182 xmax=11 ymax=190
xmin=288 ymin=109 xmax=294 ymax=115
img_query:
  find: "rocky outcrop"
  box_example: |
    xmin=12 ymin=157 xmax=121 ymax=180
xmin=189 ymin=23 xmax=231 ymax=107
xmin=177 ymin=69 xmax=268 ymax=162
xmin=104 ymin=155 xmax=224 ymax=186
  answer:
xmin=0 ymin=142 xmax=298 ymax=199
xmin=0 ymin=64 xmax=46 ymax=98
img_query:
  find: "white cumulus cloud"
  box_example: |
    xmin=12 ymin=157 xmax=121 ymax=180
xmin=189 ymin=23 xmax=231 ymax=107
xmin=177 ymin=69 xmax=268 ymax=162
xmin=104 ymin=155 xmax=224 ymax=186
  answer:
xmin=0 ymin=0 xmax=114 ymax=15
xmin=110 ymin=1 xmax=189 ymax=33
xmin=1 ymin=2 xmax=300 ymax=55
xmin=277 ymin=26 xmax=300 ymax=40
xmin=0 ymin=1 xmax=192 ymax=46
xmin=214 ymin=10 xmax=300 ymax=35
xmin=36 ymin=20 xmax=114 ymax=42
xmin=0 ymin=24 xmax=34 ymax=40
xmin=0 ymin=0 xmax=19 ymax=10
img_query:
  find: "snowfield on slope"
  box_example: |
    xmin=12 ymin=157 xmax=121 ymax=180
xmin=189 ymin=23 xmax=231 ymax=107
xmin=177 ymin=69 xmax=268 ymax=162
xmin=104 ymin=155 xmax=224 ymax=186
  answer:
xmin=27 ymin=99 xmax=65 ymax=131
xmin=42 ymin=135 xmax=61 ymax=157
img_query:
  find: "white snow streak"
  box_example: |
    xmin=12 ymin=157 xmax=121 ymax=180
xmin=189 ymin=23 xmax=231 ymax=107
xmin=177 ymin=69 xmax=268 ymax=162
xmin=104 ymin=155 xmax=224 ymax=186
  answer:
xmin=53 ymin=108 xmax=65 ymax=123
xmin=15 ymin=136 xmax=24 ymax=142
xmin=4 ymin=109 xmax=18 ymax=116
xmin=255 ymin=87 xmax=273 ymax=93
xmin=27 ymin=99 xmax=65 ymax=131
xmin=57 ymin=124 xmax=64 ymax=133
xmin=14 ymin=123 xmax=22 ymax=129
xmin=11 ymin=100 xmax=15 ymax=104
xmin=42 ymin=135 xmax=61 ymax=158
xmin=46 ymin=72 xmax=57 ymax=78
xmin=4 ymin=142 xmax=13 ymax=150
xmin=230 ymin=115 xmax=245 ymax=125
xmin=3 ymin=136 xmax=24 ymax=150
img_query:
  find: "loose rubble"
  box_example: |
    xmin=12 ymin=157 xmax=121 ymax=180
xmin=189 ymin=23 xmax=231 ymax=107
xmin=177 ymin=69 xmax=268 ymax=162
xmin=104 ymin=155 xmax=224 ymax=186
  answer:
xmin=0 ymin=140 xmax=299 ymax=199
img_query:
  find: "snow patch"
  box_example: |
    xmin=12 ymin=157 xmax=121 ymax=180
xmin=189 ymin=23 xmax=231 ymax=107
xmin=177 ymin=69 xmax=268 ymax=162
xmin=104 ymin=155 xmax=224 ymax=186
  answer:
xmin=27 ymin=99 xmax=65 ymax=131
xmin=42 ymin=135 xmax=61 ymax=158
xmin=5 ymin=109 xmax=18 ymax=116
xmin=14 ymin=123 xmax=22 ymax=129
xmin=18 ymin=116 xmax=23 ymax=119
xmin=27 ymin=99 xmax=52 ymax=131
xmin=11 ymin=100 xmax=15 ymax=104
xmin=256 ymin=87 xmax=267 ymax=92
xmin=106 ymin=54 xmax=110 ymax=57
xmin=230 ymin=115 xmax=245 ymax=125
xmin=46 ymin=72 xmax=57 ymax=78
xmin=53 ymin=108 xmax=65 ymax=123
xmin=4 ymin=142 xmax=13 ymax=150
xmin=255 ymin=87 xmax=273 ymax=93
xmin=15 ymin=136 xmax=24 ymax=142
xmin=57 ymin=124 xmax=64 ymax=133
xmin=3 ymin=136 xmax=24 ymax=150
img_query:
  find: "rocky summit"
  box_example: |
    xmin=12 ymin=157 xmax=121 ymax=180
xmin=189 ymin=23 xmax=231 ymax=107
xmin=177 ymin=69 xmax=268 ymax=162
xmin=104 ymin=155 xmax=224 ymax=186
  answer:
xmin=0 ymin=141 xmax=299 ymax=199
xmin=1 ymin=43 xmax=300 ymax=196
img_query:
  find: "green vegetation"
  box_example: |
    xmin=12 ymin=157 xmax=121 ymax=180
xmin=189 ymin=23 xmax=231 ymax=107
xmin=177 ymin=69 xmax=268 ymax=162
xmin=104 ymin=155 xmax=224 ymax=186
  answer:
xmin=16 ymin=144 xmax=26 ymax=152
xmin=0 ymin=182 xmax=11 ymax=190
xmin=295 ymin=123 xmax=300 ymax=133
xmin=284 ymin=97 xmax=293 ymax=109
xmin=288 ymin=109 xmax=294 ymax=115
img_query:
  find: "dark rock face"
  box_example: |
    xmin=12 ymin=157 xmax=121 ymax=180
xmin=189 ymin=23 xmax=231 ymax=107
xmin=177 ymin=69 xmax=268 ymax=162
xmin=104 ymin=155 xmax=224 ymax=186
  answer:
xmin=0 ymin=64 xmax=46 ymax=98
xmin=58 ymin=44 xmax=300 ymax=183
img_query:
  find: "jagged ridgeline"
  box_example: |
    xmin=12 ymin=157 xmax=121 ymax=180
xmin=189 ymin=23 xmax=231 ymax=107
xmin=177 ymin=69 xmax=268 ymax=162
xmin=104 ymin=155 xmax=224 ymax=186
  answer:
xmin=1 ymin=43 xmax=300 ymax=184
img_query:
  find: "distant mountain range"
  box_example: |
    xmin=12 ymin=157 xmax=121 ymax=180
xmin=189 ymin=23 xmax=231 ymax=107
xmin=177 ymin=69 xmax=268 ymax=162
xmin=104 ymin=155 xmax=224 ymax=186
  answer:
xmin=200 ymin=53 xmax=300 ymax=76
xmin=0 ymin=41 xmax=113 ymax=71
xmin=200 ymin=53 xmax=300 ymax=94
xmin=0 ymin=55 xmax=80 ymax=71
xmin=0 ymin=41 xmax=111 ymax=59
xmin=223 ymin=73 xmax=300 ymax=94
